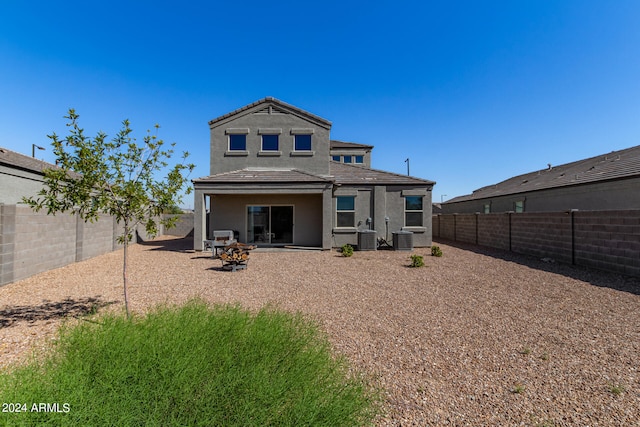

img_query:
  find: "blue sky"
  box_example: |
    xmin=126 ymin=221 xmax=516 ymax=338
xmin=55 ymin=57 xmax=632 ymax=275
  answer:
xmin=1 ymin=1 xmax=639 ymax=207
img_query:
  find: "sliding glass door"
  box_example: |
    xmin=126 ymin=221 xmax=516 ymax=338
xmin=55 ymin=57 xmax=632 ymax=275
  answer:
xmin=247 ymin=205 xmax=293 ymax=245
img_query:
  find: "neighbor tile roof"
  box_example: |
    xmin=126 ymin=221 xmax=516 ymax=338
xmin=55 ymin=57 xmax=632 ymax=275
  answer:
xmin=446 ymin=145 xmax=640 ymax=203
xmin=0 ymin=147 xmax=55 ymax=174
xmin=329 ymin=162 xmax=435 ymax=186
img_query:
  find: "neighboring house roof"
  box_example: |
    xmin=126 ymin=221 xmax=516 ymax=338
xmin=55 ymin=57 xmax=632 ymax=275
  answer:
xmin=329 ymin=162 xmax=435 ymax=186
xmin=0 ymin=147 xmax=55 ymax=175
xmin=193 ymin=168 xmax=333 ymax=184
xmin=330 ymin=140 xmax=374 ymax=150
xmin=208 ymin=97 xmax=332 ymax=129
xmin=446 ymin=145 xmax=640 ymax=203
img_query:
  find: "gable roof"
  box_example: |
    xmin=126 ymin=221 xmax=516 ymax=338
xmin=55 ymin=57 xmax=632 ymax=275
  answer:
xmin=208 ymin=97 xmax=332 ymax=130
xmin=446 ymin=145 xmax=640 ymax=203
xmin=0 ymin=147 xmax=55 ymax=175
xmin=329 ymin=162 xmax=435 ymax=186
xmin=330 ymin=140 xmax=374 ymax=150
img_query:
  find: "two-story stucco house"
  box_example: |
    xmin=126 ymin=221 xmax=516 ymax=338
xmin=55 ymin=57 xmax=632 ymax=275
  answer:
xmin=192 ymin=97 xmax=435 ymax=250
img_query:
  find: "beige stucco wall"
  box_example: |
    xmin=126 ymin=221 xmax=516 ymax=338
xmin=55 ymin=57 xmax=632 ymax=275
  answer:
xmin=209 ymin=194 xmax=323 ymax=247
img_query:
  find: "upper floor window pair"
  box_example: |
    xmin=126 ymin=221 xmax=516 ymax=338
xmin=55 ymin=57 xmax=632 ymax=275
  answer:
xmin=228 ymin=134 xmax=312 ymax=152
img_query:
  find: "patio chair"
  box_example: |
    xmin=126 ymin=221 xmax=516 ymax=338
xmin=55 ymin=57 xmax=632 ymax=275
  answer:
xmin=203 ymin=230 xmax=237 ymax=258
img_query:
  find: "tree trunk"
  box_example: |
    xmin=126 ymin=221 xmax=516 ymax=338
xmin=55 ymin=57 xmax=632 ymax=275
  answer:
xmin=123 ymin=223 xmax=130 ymax=318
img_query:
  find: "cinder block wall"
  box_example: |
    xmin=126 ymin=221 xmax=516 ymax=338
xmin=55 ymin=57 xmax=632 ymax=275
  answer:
xmin=433 ymin=210 xmax=640 ymax=277
xmin=161 ymin=213 xmax=194 ymax=237
xmin=77 ymin=214 xmax=118 ymax=261
xmin=511 ymin=212 xmax=572 ymax=264
xmin=454 ymin=214 xmax=477 ymax=244
xmin=1 ymin=205 xmax=77 ymax=285
xmin=477 ymin=214 xmax=510 ymax=251
xmin=0 ymin=205 xmax=192 ymax=287
xmin=439 ymin=215 xmax=455 ymax=240
xmin=574 ymin=210 xmax=640 ymax=277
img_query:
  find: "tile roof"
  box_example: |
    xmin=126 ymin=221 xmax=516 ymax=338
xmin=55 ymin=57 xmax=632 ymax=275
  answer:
xmin=330 ymin=140 xmax=374 ymax=149
xmin=194 ymin=163 xmax=435 ymax=187
xmin=193 ymin=168 xmax=333 ymax=184
xmin=0 ymin=146 xmax=56 ymax=175
xmin=208 ymin=97 xmax=332 ymax=128
xmin=329 ymin=162 xmax=435 ymax=186
xmin=446 ymin=145 xmax=640 ymax=203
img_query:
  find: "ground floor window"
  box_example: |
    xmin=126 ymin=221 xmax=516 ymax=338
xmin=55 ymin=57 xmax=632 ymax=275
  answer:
xmin=405 ymin=196 xmax=423 ymax=226
xmin=247 ymin=205 xmax=293 ymax=244
xmin=336 ymin=196 xmax=355 ymax=227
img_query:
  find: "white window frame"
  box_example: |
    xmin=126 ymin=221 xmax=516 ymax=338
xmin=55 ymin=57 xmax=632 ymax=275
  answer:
xmin=404 ymin=196 xmax=423 ymax=227
xmin=293 ymin=134 xmax=312 ymax=151
xmin=335 ymin=196 xmax=356 ymax=228
xmin=261 ymin=134 xmax=279 ymax=151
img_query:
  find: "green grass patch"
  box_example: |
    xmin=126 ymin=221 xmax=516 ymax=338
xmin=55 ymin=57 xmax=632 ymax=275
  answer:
xmin=0 ymin=300 xmax=380 ymax=426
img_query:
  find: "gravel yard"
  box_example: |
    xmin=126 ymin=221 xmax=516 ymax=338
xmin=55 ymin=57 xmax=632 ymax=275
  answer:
xmin=1 ymin=236 xmax=639 ymax=426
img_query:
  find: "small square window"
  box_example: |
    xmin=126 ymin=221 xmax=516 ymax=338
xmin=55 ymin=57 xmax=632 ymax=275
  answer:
xmin=343 ymin=155 xmax=352 ymax=163
xmin=294 ymin=134 xmax=312 ymax=151
xmin=354 ymin=155 xmax=364 ymax=164
xmin=229 ymin=134 xmax=246 ymax=151
xmin=332 ymin=155 xmax=341 ymax=162
xmin=262 ymin=134 xmax=279 ymax=151
xmin=515 ymin=200 xmax=525 ymax=213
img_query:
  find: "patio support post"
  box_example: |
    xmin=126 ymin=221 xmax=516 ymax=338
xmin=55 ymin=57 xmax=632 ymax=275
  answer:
xmin=194 ymin=189 xmax=207 ymax=251
xmin=322 ymin=186 xmax=332 ymax=250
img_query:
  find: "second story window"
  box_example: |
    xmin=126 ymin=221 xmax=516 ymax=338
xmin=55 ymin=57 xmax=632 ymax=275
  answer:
xmin=262 ymin=134 xmax=279 ymax=151
xmin=331 ymin=155 xmax=341 ymax=162
xmin=343 ymin=155 xmax=352 ymax=164
xmin=229 ymin=134 xmax=247 ymax=151
xmin=354 ymin=155 xmax=364 ymax=164
xmin=294 ymin=134 xmax=312 ymax=151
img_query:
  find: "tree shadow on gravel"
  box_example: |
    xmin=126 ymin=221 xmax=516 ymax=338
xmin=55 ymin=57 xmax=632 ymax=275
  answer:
xmin=0 ymin=297 xmax=117 ymax=328
xmin=433 ymin=238 xmax=640 ymax=296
